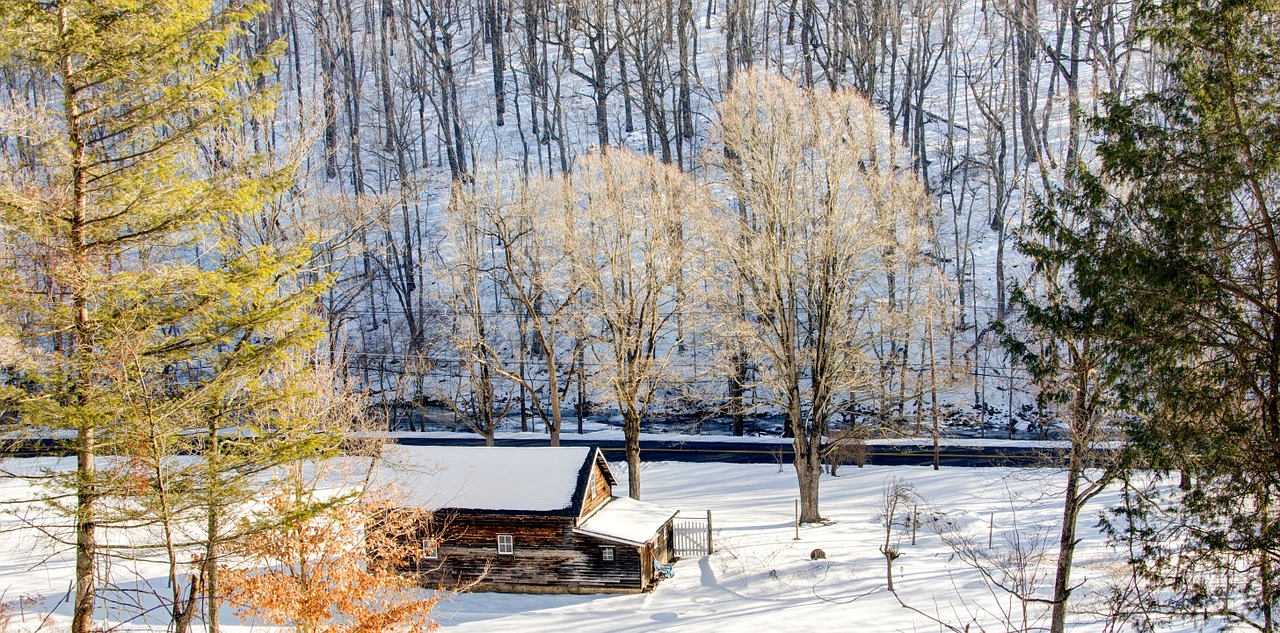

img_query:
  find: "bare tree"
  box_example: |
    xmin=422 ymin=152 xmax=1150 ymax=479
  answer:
xmin=432 ymin=180 xmax=525 ymax=446
xmin=566 ymin=0 xmax=624 ymax=147
xmin=721 ymin=0 xmax=758 ymax=90
xmin=618 ymin=0 xmax=677 ymax=163
xmin=928 ymin=489 xmax=1056 ymax=631
xmin=447 ymin=166 xmax=580 ymax=445
xmin=404 ymin=0 xmax=473 ymax=181
xmin=568 ymin=148 xmax=707 ymax=499
xmin=705 ymin=70 xmax=934 ymax=523
xmin=879 ymin=477 xmax=916 ymax=592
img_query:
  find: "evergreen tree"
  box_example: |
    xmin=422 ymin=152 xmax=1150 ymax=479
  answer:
xmin=1005 ymin=180 xmax=1122 ymax=633
xmin=0 ymin=2 xmax=339 ymax=630
xmin=1061 ymin=0 xmax=1280 ymax=627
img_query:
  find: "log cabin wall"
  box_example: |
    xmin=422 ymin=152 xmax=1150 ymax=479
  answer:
xmin=412 ymin=512 xmax=646 ymax=593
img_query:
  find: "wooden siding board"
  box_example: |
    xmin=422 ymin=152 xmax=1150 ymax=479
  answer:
xmin=653 ymin=518 xmax=674 ymax=563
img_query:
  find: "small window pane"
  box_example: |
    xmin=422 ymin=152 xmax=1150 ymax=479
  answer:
xmin=497 ymin=534 xmax=514 ymax=555
xmin=601 ymin=546 xmax=615 ymax=562
xmin=422 ymin=539 xmax=439 ymax=560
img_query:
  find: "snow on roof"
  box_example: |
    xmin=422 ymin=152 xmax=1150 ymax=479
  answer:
xmin=575 ymin=496 xmax=678 ymax=546
xmin=376 ymin=445 xmax=595 ymax=514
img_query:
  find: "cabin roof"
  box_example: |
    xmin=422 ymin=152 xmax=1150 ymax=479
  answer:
xmin=575 ymin=496 xmax=679 ymax=546
xmin=376 ymin=445 xmax=616 ymax=516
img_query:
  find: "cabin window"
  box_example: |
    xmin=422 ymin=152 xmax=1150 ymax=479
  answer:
xmin=421 ymin=538 xmax=439 ymax=560
xmin=601 ymin=546 xmax=615 ymax=562
xmin=497 ymin=534 xmax=514 ymax=555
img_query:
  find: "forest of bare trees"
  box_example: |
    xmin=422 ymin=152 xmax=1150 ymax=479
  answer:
xmin=88 ymin=0 xmax=1139 ymax=435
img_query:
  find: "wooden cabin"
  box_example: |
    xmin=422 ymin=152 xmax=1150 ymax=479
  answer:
xmin=376 ymin=445 xmax=678 ymax=594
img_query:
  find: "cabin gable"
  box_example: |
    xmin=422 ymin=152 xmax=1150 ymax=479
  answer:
xmin=577 ymin=452 xmax=617 ymax=521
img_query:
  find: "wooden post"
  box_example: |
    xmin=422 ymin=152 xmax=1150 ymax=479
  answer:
xmin=706 ymin=510 xmax=714 ymax=554
xmin=794 ymin=499 xmax=800 ymax=541
xmin=988 ymin=512 xmax=994 ymax=549
xmin=911 ymin=505 xmax=918 ymax=545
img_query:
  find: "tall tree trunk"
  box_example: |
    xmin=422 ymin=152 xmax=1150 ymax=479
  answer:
xmin=1015 ymin=0 xmax=1039 ymax=164
xmin=543 ymin=351 xmax=563 ymax=446
xmin=618 ymin=38 xmax=635 ymax=132
xmin=1050 ymin=445 xmax=1083 ymax=633
xmin=205 ymin=428 xmax=222 ymax=633
xmin=1050 ymin=343 xmax=1102 ymax=633
xmin=677 ymin=0 xmax=694 ymax=140
xmin=730 ymin=346 xmax=747 ymax=436
xmin=487 ymin=0 xmax=507 ymax=126
xmin=337 ymin=0 xmax=365 ymax=194
xmin=60 ymin=5 xmax=97 ymax=628
xmin=316 ymin=0 xmax=340 ymax=179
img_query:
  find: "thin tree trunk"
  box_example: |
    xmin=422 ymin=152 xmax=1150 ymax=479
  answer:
xmin=316 ymin=0 xmax=340 ymax=179
xmin=205 ymin=428 xmax=222 ymax=633
xmin=487 ymin=0 xmax=507 ymax=126
xmin=1051 ymin=434 xmax=1083 ymax=633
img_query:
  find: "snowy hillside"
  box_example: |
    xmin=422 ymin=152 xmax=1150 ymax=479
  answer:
xmin=204 ymin=0 xmax=1149 ymax=433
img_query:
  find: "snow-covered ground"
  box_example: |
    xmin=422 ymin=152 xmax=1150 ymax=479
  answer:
xmin=0 ymin=459 xmax=1175 ymax=632
xmin=437 ymin=462 xmax=1131 ymax=632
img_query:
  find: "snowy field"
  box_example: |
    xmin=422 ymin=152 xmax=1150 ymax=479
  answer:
xmin=437 ymin=462 xmax=1131 ymax=632
xmin=1 ymin=459 xmax=1173 ymax=632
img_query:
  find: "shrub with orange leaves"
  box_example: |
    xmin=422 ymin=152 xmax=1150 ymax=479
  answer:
xmin=220 ymin=473 xmax=439 ymax=633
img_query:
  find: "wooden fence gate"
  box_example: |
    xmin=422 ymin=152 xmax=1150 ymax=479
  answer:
xmin=673 ymin=510 xmax=713 ymax=556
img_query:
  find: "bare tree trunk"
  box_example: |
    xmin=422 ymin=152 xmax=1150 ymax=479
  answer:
xmin=523 ymin=0 xmax=543 ymax=143
xmin=337 ymin=0 xmax=365 ymax=194
xmin=618 ymin=29 xmax=636 ymax=133
xmin=677 ymin=0 xmax=694 ymax=141
xmin=625 ymin=412 xmax=642 ymax=498
xmin=1014 ymin=0 xmax=1039 ymax=164
xmin=315 ymin=0 xmax=340 ymax=179
xmin=1049 ymin=341 xmax=1107 ymax=633
xmin=730 ymin=345 xmax=747 ymax=436
xmin=486 ymin=0 xmax=507 ymax=126
xmin=794 ymin=418 xmax=824 ymax=523
xmin=1051 ymin=443 xmax=1083 ymax=633
xmin=204 ymin=428 xmax=222 ymax=633
xmin=541 ymin=342 xmax=564 ymax=446
xmin=799 ymin=0 xmax=815 ymax=86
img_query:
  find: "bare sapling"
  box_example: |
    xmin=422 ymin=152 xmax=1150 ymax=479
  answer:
xmin=879 ymin=477 xmax=916 ymax=592
xmin=927 ymin=486 xmax=1056 ymax=632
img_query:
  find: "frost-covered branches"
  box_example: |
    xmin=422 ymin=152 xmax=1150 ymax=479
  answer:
xmin=704 ymin=70 xmax=939 ymax=522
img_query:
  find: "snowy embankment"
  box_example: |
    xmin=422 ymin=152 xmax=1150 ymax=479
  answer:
xmin=1 ymin=459 xmax=1182 ymax=632
xmin=384 ymin=427 xmax=1079 ymax=449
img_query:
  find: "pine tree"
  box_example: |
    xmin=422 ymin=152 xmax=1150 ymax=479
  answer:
xmin=0 ymin=2 xmax=339 ymax=630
